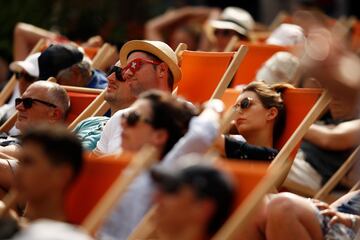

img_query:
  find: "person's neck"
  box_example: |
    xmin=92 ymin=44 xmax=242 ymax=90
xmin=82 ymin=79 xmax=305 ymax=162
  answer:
xmin=110 ymin=101 xmax=133 ymax=116
xmin=243 ymin=128 xmax=274 ymax=148
xmin=25 ymin=193 xmax=66 ymax=222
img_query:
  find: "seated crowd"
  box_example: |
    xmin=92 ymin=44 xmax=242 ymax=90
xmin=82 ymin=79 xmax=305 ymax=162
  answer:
xmin=0 ymin=6 xmax=359 ymax=240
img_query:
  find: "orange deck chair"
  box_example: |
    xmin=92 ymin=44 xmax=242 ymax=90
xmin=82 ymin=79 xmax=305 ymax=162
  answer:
xmin=218 ymin=88 xmax=330 ymax=202
xmin=128 ymin=88 xmax=332 ymax=240
xmin=230 ymin=43 xmax=290 ymax=87
xmin=65 ymin=153 xmax=133 ymax=224
xmin=176 ymin=46 xmax=247 ymax=104
xmin=210 ymin=89 xmax=332 ymax=239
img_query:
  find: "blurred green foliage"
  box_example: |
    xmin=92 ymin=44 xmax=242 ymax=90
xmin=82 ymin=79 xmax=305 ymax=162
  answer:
xmin=0 ymin=0 xmax=197 ymax=62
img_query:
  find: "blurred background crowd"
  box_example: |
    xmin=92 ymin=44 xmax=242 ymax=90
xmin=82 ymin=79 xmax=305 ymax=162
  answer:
xmin=0 ymin=0 xmax=358 ymax=85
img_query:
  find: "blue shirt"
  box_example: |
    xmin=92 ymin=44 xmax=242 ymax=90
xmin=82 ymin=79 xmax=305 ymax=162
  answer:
xmin=87 ymin=70 xmax=108 ymax=89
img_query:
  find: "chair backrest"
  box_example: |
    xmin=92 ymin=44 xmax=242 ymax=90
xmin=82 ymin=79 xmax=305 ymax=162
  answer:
xmin=276 ymin=88 xmax=323 ymax=149
xmin=231 ymin=43 xmax=289 ymax=87
xmin=65 ymin=88 xmax=102 ymax=124
xmin=64 ymin=153 xmax=132 ymax=224
xmin=217 ymin=160 xmax=269 ymax=204
xmin=176 ymin=51 xmax=234 ymax=104
xmin=221 ymin=88 xmax=323 ymax=150
xmin=220 ymin=88 xmax=241 ymax=110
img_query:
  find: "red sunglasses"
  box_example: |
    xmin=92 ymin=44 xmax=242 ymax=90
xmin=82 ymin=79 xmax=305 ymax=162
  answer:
xmin=122 ymin=58 xmax=161 ymax=75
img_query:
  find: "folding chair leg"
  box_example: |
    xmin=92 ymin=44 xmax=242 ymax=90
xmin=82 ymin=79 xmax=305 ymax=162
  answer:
xmin=315 ymin=146 xmax=360 ymax=201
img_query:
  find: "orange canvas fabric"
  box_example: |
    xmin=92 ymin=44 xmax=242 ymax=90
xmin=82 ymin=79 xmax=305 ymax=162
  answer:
xmin=64 ymin=153 xmax=132 ymax=224
xmin=65 ymin=91 xmax=99 ymax=124
xmin=231 ymin=43 xmax=290 ymax=87
xmin=177 ymin=51 xmax=234 ymax=104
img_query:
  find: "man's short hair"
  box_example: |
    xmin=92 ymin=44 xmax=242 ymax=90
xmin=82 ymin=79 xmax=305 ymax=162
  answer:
xmin=21 ymin=124 xmax=84 ymax=180
xmin=151 ymin=159 xmax=236 ymax=236
xmin=31 ymin=81 xmax=70 ymax=120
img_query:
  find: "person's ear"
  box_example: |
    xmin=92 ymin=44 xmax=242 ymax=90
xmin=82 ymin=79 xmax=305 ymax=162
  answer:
xmin=52 ymin=165 xmax=73 ymax=189
xmin=151 ymin=129 xmax=169 ymax=149
xmin=157 ymin=63 xmax=169 ymax=89
xmin=48 ymin=108 xmax=63 ymax=123
xmin=194 ymin=199 xmax=216 ymax=223
xmin=266 ymin=107 xmax=278 ymax=121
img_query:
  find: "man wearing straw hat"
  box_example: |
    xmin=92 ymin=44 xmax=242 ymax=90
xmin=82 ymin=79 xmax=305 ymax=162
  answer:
xmin=93 ymin=40 xmax=181 ymax=155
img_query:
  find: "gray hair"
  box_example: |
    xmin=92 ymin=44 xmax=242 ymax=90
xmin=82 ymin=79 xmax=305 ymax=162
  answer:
xmin=30 ymin=81 xmax=70 ymax=120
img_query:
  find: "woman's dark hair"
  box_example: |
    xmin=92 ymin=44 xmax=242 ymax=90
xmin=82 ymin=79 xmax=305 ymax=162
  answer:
xmin=139 ymin=90 xmax=198 ymax=157
xmin=242 ymin=81 xmax=294 ymax=145
xmin=21 ymin=124 xmax=84 ymax=180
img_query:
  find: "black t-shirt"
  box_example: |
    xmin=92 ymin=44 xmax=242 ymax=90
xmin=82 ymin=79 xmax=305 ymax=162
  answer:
xmin=302 ymin=115 xmax=355 ymax=184
xmin=302 ymin=140 xmax=353 ymax=184
xmin=224 ymin=135 xmax=278 ymax=161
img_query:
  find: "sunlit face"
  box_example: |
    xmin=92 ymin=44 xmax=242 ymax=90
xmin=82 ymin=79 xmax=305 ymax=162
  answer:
xmin=15 ymin=141 xmax=63 ymax=203
xmin=105 ymin=61 xmax=136 ymax=107
xmin=154 ymin=186 xmax=202 ymax=234
xmin=15 ymin=85 xmax=58 ymax=133
xmin=233 ymin=91 xmax=276 ymax=136
xmin=120 ymin=99 xmax=158 ymax=152
xmin=122 ymin=52 xmax=161 ymax=96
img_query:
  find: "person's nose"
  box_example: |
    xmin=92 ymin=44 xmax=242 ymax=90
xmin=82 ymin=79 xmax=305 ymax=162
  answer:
xmin=16 ymin=101 xmax=25 ymax=112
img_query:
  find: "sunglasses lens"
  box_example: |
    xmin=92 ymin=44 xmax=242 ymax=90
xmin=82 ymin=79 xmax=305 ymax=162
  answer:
xmin=15 ymin=98 xmax=21 ymax=106
xmin=109 ymin=66 xmax=125 ymax=82
xmin=15 ymin=98 xmax=32 ymax=109
xmin=240 ymin=98 xmax=251 ymax=109
xmin=15 ymin=72 xmax=21 ymax=79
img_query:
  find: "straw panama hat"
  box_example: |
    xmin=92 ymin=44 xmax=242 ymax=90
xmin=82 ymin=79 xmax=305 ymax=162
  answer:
xmin=120 ymin=40 xmax=181 ymax=84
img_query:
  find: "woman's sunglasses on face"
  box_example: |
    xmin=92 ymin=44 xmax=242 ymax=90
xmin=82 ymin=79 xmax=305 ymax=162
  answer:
xmin=15 ymin=97 xmax=57 ymax=109
xmin=15 ymin=72 xmax=37 ymax=82
xmin=121 ymin=111 xmax=153 ymax=127
xmin=234 ymin=97 xmax=253 ymax=112
xmin=108 ymin=58 xmax=161 ymax=81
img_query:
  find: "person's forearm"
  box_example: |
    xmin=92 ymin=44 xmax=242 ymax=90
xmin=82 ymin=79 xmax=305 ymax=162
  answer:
xmin=304 ymin=124 xmax=358 ymax=151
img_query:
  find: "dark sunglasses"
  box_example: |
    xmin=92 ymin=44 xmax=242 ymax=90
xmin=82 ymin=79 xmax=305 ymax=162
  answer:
xmin=121 ymin=111 xmax=153 ymax=127
xmin=234 ymin=97 xmax=253 ymax=111
xmin=15 ymin=72 xmax=37 ymax=82
xmin=108 ymin=65 xmax=125 ymax=82
xmin=15 ymin=97 xmax=57 ymax=109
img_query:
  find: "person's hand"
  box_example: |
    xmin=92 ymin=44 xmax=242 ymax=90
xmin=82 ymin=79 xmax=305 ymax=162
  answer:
xmin=310 ymin=198 xmax=330 ymax=210
xmin=321 ymin=209 xmax=358 ymax=229
xmin=201 ymin=99 xmax=225 ymax=120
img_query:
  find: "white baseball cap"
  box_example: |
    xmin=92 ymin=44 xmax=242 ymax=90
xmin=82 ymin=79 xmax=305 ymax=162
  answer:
xmin=10 ymin=52 xmax=41 ymax=77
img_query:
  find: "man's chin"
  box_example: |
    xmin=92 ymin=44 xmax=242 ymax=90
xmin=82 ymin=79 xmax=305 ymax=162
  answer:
xmin=14 ymin=122 xmax=26 ymax=133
